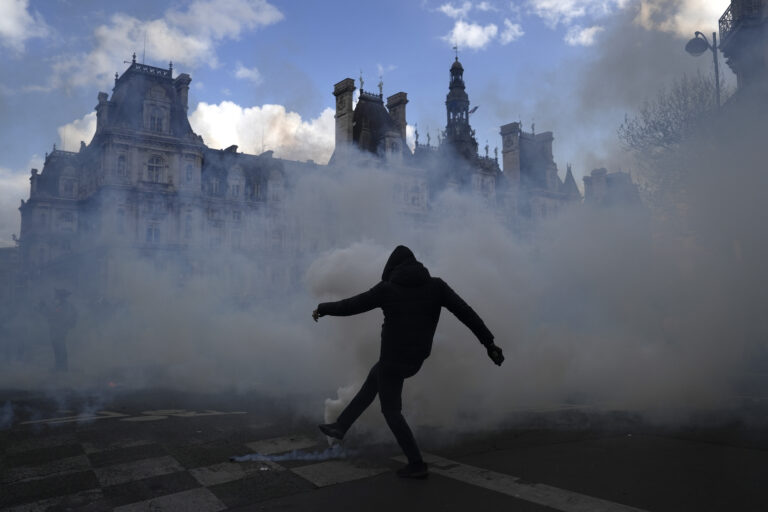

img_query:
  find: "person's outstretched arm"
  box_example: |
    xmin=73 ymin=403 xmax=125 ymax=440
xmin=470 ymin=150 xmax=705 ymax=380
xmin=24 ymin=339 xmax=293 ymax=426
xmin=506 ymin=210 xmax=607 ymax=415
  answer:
xmin=439 ymin=278 xmax=504 ymax=366
xmin=313 ymin=282 xmax=384 ymax=321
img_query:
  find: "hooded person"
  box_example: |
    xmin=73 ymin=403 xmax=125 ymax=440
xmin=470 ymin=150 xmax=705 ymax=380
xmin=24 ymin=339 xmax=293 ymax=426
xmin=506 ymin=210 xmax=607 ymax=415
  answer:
xmin=312 ymin=245 xmax=504 ymax=478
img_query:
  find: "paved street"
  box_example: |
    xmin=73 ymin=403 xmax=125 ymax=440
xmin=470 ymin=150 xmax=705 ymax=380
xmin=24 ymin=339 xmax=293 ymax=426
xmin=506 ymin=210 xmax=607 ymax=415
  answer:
xmin=1 ymin=389 xmax=767 ymax=511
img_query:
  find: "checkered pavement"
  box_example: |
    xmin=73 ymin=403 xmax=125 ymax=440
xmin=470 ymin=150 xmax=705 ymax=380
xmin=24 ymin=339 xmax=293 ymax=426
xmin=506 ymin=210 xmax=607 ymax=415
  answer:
xmin=1 ymin=432 xmax=391 ymax=511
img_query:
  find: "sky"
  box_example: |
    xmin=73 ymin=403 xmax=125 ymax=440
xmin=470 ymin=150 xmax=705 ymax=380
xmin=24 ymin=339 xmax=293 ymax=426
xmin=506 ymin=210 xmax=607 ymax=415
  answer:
xmin=0 ymin=0 xmax=732 ymax=246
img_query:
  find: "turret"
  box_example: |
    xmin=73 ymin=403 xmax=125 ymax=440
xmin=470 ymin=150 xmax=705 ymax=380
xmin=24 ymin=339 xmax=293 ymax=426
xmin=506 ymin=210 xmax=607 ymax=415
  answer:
xmin=444 ymin=57 xmax=477 ymax=159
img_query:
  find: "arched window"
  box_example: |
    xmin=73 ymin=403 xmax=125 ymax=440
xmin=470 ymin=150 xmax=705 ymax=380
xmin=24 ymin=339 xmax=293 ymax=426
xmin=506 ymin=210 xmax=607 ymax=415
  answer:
xmin=117 ymin=155 xmax=127 ymax=177
xmin=147 ymin=156 xmax=163 ymax=182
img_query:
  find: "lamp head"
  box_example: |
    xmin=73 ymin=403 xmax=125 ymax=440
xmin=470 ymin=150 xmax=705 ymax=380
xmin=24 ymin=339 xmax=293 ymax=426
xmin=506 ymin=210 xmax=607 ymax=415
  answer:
xmin=685 ymin=34 xmax=710 ymax=56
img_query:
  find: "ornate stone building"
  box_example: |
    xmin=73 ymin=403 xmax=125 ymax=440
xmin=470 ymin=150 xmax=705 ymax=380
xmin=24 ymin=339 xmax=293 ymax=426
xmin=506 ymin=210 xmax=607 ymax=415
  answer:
xmin=15 ymin=55 xmax=582 ymax=297
xmin=18 ymin=57 xmax=307 ymax=296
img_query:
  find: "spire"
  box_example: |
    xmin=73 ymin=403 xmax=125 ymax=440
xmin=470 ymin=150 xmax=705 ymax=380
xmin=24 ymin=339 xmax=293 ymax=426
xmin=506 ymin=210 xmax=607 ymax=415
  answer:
xmin=563 ymin=163 xmax=581 ymax=201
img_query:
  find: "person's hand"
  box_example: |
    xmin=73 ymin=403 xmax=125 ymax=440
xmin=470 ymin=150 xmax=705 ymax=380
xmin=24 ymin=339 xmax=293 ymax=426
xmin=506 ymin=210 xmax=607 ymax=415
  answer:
xmin=312 ymin=309 xmax=320 ymax=322
xmin=486 ymin=343 xmax=504 ymax=366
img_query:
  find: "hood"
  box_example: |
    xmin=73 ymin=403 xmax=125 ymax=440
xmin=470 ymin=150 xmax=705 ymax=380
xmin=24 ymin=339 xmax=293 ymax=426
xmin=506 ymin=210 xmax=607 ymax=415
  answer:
xmin=382 ymin=245 xmax=431 ymax=287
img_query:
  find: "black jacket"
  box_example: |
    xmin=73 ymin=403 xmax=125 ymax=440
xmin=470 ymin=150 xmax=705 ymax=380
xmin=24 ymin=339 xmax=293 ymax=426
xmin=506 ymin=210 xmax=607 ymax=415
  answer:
xmin=317 ymin=246 xmax=494 ymax=365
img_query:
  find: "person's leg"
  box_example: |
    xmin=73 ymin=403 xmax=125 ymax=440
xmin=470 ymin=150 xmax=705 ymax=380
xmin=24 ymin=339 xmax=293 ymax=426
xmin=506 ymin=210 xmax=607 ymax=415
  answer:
xmin=334 ymin=362 xmax=380 ymax=432
xmin=378 ymin=365 xmax=423 ymax=465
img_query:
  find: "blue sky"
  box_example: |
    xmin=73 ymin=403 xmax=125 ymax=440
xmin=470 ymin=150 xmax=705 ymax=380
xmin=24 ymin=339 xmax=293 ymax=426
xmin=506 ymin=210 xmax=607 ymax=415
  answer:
xmin=0 ymin=0 xmax=731 ymax=245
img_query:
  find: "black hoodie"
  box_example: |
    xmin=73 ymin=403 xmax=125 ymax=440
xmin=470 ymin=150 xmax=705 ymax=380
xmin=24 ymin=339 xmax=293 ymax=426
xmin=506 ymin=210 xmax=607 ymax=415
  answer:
xmin=317 ymin=245 xmax=494 ymax=365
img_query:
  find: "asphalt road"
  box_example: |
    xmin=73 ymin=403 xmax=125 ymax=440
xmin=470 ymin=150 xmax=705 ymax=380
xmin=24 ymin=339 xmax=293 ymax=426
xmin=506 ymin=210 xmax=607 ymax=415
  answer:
xmin=1 ymin=389 xmax=767 ymax=511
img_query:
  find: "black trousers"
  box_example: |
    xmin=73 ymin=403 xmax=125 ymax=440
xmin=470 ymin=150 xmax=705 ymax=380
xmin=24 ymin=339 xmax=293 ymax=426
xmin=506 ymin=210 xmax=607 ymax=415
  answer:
xmin=336 ymin=361 xmax=423 ymax=464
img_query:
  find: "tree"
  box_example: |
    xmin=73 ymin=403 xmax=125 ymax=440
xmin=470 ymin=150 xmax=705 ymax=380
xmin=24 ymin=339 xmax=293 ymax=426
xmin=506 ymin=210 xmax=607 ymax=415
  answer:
xmin=618 ymin=72 xmax=725 ymax=158
xmin=618 ymin=72 xmax=731 ymax=221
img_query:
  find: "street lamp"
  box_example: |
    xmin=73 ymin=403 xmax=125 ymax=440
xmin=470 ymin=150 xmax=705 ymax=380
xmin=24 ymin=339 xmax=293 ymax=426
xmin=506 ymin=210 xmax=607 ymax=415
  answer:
xmin=685 ymin=31 xmax=721 ymax=109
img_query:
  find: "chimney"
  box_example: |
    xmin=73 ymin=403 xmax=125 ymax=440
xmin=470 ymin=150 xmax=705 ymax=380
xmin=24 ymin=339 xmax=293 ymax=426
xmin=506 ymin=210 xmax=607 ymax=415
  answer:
xmin=331 ymin=78 xmax=356 ymax=162
xmin=95 ymin=92 xmax=109 ymax=133
xmin=500 ymin=122 xmax=521 ymax=186
xmin=174 ymin=73 xmax=192 ymax=111
xmin=386 ymin=92 xmax=408 ymax=141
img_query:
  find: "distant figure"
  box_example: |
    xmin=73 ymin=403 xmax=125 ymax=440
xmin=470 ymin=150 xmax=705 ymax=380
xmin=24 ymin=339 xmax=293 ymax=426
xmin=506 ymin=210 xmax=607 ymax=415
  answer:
xmin=312 ymin=245 xmax=504 ymax=479
xmin=40 ymin=289 xmax=78 ymax=372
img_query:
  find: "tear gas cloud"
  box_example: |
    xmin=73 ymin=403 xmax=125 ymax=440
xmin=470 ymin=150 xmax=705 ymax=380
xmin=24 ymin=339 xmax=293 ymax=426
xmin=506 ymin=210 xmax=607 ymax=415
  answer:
xmin=2 ymin=93 xmax=767 ymax=436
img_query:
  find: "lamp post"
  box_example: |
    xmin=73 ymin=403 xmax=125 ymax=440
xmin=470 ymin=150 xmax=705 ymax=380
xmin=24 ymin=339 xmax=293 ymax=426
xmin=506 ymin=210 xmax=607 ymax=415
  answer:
xmin=685 ymin=31 xmax=721 ymax=109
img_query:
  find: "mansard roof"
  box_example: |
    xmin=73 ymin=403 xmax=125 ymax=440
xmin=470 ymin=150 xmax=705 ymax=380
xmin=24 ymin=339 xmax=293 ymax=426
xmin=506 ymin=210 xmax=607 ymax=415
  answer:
xmin=352 ymin=91 xmax=402 ymax=154
xmin=103 ymin=62 xmax=199 ymax=140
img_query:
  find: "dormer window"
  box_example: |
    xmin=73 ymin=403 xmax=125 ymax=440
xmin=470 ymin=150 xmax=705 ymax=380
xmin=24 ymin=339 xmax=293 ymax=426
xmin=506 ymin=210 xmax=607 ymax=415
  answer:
xmin=149 ymin=108 xmax=163 ymax=132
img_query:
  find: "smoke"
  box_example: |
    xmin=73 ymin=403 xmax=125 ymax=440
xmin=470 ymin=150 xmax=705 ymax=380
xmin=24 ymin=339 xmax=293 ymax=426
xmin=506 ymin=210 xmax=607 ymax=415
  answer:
xmin=0 ymin=157 xmax=42 ymax=247
xmin=2 ymin=116 xmax=767 ymax=436
xmin=475 ymin=2 xmax=735 ymax=182
xmin=231 ymin=444 xmax=356 ymax=462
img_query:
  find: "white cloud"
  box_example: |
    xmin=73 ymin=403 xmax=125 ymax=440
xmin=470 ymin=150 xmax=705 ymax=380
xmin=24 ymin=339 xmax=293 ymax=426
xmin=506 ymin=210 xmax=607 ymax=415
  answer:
xmin=443 ymin=20 xmax=499 ymax=50
xmin=439 ymin=2 xmax=473 ymax=19
xmin=58 ymin=112 xmax=97 ymax=152
xmin=500 ymin=19 xmax=524 ymax=44
xmin=48 ymin=0 xmax=283 ymax=91
xmin=406 ymin=124 xmax=416 ymax=152
xmin=234 ymin=63 xmax=263 ymax=84
xmin=635 ymin=0 xmax=730 ymax=37
xmin=564 ymin=24 xmax=604 ymax=45
xmin=377 ymin=63 xmax=397 ymax=77
xmin=189 ymin=102 xmax=335 ymax=164
xmin=477 ymin=1 xmax=499 ymax=11
xmin=165 ymin=0 xmax=283 ymax=39
xmin=527 ymin=0 xmax=627 ymax=27
xmin=0 ymin=156 xmax=42 ymax=247
xmin=0 ymin=0 xmax=48 ymax=52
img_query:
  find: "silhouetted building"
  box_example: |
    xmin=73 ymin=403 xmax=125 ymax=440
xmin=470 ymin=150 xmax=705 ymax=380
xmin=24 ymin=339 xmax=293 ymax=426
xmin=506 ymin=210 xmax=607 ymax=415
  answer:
xmin=719 ymin=0 xmax=768 ymax=93
xmin=332 ymin=57 xmax=581 ymax=223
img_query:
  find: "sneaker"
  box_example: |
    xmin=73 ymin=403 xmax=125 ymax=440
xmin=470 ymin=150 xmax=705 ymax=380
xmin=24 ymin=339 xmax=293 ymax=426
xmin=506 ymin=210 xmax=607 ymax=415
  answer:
xmin=396 ymin=462 xmax=429 ymax=479
xmin=318 ymin=422 xmax=345 ymax=440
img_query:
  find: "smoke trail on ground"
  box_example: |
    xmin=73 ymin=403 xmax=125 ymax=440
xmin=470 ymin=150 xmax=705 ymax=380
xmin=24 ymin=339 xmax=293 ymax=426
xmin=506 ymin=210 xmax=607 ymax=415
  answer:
xmin=230 ymin=444 xmax=356 ymax=462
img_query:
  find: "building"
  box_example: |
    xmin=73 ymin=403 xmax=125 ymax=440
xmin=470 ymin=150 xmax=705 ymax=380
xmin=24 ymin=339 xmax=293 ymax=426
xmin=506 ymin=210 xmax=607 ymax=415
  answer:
xmin=331 ymin=56 xmax=581 ymax=223
xmin=719 ymin=0 xmax=768 ymax=94
xmin=14 ymin=55 xmax=582 ymax=298
xmin=583 ymin=168 xmax=641 ymax=207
